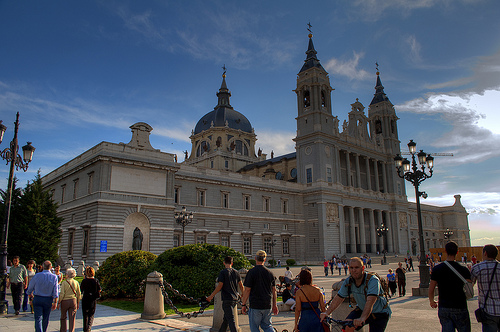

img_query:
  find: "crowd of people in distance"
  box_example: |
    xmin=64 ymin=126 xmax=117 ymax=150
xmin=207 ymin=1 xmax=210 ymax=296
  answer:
xmin=6 ymin=257 xmax=101 ymax=332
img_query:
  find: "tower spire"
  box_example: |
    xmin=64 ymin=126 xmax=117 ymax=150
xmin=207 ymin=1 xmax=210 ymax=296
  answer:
xmin=299 ymin=24 xmax=325 ymax=73
xmin=216 ymin=65 xmax=231 ymax=107
xmin=370 ymin=65 xmax=391 ymax=105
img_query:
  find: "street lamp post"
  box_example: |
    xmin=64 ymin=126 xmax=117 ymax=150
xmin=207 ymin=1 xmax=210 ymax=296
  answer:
xmin=394 ymin=139 xmax=434 ymax=290
xmin=443 ymin=228 xmax=454 ymax=242
xmin=376 ymin=223 xmax=389 ymax=265
xmin=174 ymin=206 xmax=193 ymax=246
xmin=269 ymin=239 xmax=277 ymax=267
xmin=0 ymin=112 xmax=35 ymax=314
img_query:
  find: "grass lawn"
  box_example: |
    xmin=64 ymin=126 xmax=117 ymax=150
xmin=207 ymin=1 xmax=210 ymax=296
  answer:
xmin=99 ymin=298 xmax=214 ymax=315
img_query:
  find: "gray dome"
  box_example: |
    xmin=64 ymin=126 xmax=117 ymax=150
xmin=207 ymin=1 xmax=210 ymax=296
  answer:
xmin=194 ymin=106 xmax=253 ymax=135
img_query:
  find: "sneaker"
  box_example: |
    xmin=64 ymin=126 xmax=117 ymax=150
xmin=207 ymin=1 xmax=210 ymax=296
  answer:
xmin=15 ymin=310 xmax=19 ymax=315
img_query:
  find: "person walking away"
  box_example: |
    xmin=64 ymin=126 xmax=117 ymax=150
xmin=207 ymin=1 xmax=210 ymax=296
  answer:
xmin=329 ymin=260 xmax=335 ymax=275
xmin=429 ymin=241 xmax=472 ymax=332
xmin=395 ymin=262 xmax=406 ymax=297
xmin=282 ymin=283 xmax=296 ymax=310
xmin=57 ymin=268 xmax=81 ymax=332
xmin=6 ymin=255 xmax=27 ymax=315
xmin=337 ymin=261 xmax=342 ymax=276
xmin=284 ymin=266 xmax=293 ymax=284
xmin=471 ymin=244 xmax=500 ymax=331
xmin=24 ymin=260 xmax=37 ymax=313
xmin=27 ymin=260 xmax=60 ymax=332
xmin=386 ymin=269 xmax=397 ymax=297
xmin=294 ymin=269 xmax=326 ymax=332
xmin=344 ymin=261 xmax=348 ymax=275
xmin=80 ymin=267 xmax=101 ymax=332
xmin=323 ymin=259 xmax=329 ymax=277
xmin=206 ymin=256 xmax=244 ymax=332
xmin=321 ymin=257 xmax=391 ymax=331
xmin=241 ymin=250 xmax=278 ymax=332
xmin=409 ymin=256 xmax=415 ymax=271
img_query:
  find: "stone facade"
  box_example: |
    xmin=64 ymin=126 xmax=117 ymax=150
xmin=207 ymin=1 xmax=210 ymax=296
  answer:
xmin=42 ymin=35 xmax=470 ymax=265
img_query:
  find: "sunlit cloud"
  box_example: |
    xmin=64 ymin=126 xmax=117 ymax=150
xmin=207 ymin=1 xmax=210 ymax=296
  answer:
xmin=324 ymin=52 xmax=371 ymax=80
xmin=255 ymin=130 xmax=296 ymax=157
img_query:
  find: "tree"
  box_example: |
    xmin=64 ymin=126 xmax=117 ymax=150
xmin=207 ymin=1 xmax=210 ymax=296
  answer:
xmin=3 ymin=171 xmax=62 ymax=264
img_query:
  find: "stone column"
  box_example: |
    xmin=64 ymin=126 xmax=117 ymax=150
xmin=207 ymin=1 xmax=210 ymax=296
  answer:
xmin=374 ymin=160 xmax=380 ymax=192
xmin=141 ymin=271 xmax=166 ymax=320
xmin=386 ymin=211 xmax=394 ymax=253
xmin=377 ymin=210 xmax=384 ymax=251
xmin=334 ymin=147 xmax=341 ymax=184
xmin=358 ymin=208 xmax=366 ymax=253
xmin=369 ymin=209 xmax=377 ymax=253
xmin=349 ymin=206 xmax=356 ymax=253
xmin=346 ymin=151 xmax=352 ymax=187
xmin=395 ymin=211 xmax=403 ymax=254
xmin=355 ymin=154 xmax=361 ymax=188
xmin=381 ymin=162 xmax=388 ymax=193
xmin=365 ymin=157 xmax=372 ymax=191
xmin=339 ymin=205 xmax=346 ymax=255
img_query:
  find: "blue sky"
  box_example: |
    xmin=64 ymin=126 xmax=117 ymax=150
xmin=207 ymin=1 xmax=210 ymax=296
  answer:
xmin=1 ymin=0 xmax=499 ymax=247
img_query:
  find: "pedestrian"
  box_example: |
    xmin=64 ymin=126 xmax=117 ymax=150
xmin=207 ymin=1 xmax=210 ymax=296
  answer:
xmin=386 ymin=269 xmax=397 ymax=297
xmin=241 ymin=250 xmax=278 ymax=332
xmin=344 ymin=261 xmax=348 ymax=275
xmin=408 ymin=256 xmax=414 ymax=271
xmin=395 ymin=262 xmax=406 ymax=297
xmin=337 ymin=261 xmax=342 ymax=276
xmin=282 ymin=283 xmax=296 ymax=310
xmin=329 ymin=260 xmax=334 ymax=275
xmin=6 ymin=255 xmax=27 ymax=315
xmin=429 ymin=241 xmax=471 ymax=332
xmin=471 ymin=244 xmax=500 ymax=331
xmin=24 ymin=260 xmax=37 ymax=313
xmin=284 ymin=266 xmax=293 ymax=284
xmin=80 ymin=266 xmax=101 ymax=332
xmin=320 ymin=257 xmax=391 ymax=331
xmin=206 ymin=256 xmax=244 ymax=332
xmin=277 ymin=259 xmax=281 ymax=268
xmin=323 ymin=259 xmax=328 ymax=277
xmin=27 ymin=260 xmax=60 ymax=332
xmin=471 ymin=255 xmax=477 ymax=265
xmin=294 ymin=269 xmax=325 ymax=332
xmin=57 ymin=268 xmax=81 ymax=332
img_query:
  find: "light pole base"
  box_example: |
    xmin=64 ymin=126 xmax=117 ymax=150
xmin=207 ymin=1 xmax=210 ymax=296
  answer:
xmin=0 ymin=300 xmax=8 ymax=315
xmin=411 ymin=287 xmax=438 ymax=297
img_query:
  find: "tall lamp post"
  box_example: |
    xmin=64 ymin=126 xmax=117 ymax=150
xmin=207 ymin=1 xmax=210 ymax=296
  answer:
xmin=394 ymin=139 xmax=434 ymax=290
xmin=376 ymin=223 xmax=389 ymax=265
xmin=269 ymin=239 xmax=277 ymax=267
xmin=0 ymin=112 xmax=35 ymax=314
xmin=443 ymin=228 xmax=453 ymax=242
xmin=174 ymin=206 xmax=193 ymax=246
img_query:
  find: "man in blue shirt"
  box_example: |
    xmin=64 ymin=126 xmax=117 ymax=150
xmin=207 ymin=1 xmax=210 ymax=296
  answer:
xmin=27 ymin=261 xmax=59 ymax=332
xmin=321 ymin=257 xmax=391 ymax=331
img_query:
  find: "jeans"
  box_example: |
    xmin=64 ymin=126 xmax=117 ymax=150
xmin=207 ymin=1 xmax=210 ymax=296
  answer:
xmin=346 ymin=308 xmax=389 ymax=332
xmin=23 ymin=288 xmax=30 ymax=311
xmin=220 ymin=300 xmax=238 ymax=332
xmin=438 ymin=307 xmax=471 ymax=332
xmin=248 ymin=308 xmax=273 ymax=332
xmin=33 ymin=296 xmax=53 ymax=332
xmin=481 ymin=311 xmax=500 ymax=332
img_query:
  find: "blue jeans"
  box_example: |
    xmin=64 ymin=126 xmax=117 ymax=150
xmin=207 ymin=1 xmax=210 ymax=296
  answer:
xmin=248 ymin=308 xmax=273 ymax=332
xmin=481 ymin=311 xmax=500 ymax=332
xmin=33 ymin=296 xmax=53 ymax=332
xmin=438 ymin=307 xmax=471 ymax=332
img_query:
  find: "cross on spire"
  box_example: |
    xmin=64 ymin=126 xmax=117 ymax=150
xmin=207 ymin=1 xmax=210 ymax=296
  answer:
xmin=307 ymin=22 xmax=312 ymax=33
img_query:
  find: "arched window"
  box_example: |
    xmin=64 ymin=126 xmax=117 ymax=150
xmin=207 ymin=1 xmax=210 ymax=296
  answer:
xmin=303 ymin=90 xmax=310 ymax=107
xmin=196 ymin=141 xmax=210 ymax=157
xmin=321 ymin=91 xmax=326 ymax=107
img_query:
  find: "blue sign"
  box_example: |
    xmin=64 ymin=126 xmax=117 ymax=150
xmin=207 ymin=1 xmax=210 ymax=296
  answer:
xmin=100 ymin=240 xmax=107 ymax=253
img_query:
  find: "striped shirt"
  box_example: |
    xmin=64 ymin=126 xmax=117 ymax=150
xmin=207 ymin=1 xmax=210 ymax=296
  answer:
xmin=471 ymin=260 xmax=500 ymax=317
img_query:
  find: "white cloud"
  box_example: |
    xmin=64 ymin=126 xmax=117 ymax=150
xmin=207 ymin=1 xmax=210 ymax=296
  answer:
xmin=324 ymin=52 xmax=371 ymax=80
xmin=406 ymin=35 xmax=422 ymax=64
xmin=255 ymin=130 xmax=296 ymax=157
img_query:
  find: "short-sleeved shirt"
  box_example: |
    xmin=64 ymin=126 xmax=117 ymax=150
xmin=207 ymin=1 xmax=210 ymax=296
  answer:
xmin=337 ymin=273 xmax=391 ymax=316
xmin=243 ymin=265 xmax=275 ymax=309
xmin=471 ymin=260 xmax=500 ymax=316
xmin=431 ymin=261 xmax=471 ymax=309
xmin=395 ymin=268 xmax=405 ymax=281
xmin=217 ymin=268 xmax=241 ymax=302
xmin=8 ymin=264 xmax=27 ymax=283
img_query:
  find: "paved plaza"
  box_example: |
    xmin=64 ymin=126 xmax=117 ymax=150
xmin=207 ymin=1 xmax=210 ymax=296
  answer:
xmin=1 ymin=257 xmax=484 ymax=331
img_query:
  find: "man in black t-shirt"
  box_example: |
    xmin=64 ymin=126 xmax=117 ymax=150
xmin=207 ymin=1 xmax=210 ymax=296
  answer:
xmin=241 ymin=250 xmax=278 ymax=332
xmin=207 ymin=256 xmax=244 ymax=332
xmin=429 ymin=241 xmax=472 ymax=332
xmin=395 ymin=262 xmax=406 ymax=297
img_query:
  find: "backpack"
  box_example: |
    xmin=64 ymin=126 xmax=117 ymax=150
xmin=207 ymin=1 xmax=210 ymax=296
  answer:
xmin=346 ymin=272 xmax=390 ymax=308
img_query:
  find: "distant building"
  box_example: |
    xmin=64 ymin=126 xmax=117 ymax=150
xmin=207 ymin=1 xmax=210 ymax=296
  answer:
xmin=43 ymin=35 xmax=470 ymax=265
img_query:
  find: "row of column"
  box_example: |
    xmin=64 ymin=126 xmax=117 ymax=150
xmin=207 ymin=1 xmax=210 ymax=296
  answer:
xmin=338 ymin=206 xmax=396 ymax=254
xmin=335 ymin=149 xmax=390 ymax=193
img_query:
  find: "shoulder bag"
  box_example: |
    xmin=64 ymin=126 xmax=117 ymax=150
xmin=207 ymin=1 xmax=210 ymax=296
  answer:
xmin=443 ymin=260 xmax=474 ymax=299
xmin=475 ymin=261 xmax=498 ymax=323
xmin=299 ymin=288 xmax=330 ymax=332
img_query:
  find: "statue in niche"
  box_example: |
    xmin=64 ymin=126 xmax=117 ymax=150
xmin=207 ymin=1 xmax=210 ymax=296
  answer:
xmin=216 ymin=137 xmax=222 ymax=147
xmin=342 ymin=120 xmax=348 ymax=132
xmin=333 ymin=116 xmax=339 ymax=133
xmin=230 ymin=141 xmax=235 ymax=151
xmin=184 ymin=150 xmax=189 ymax=160
xmin=132 ymin=227 xmax=143 ymax=250
xmin=258 ymin=148 xmax=262 ymax=156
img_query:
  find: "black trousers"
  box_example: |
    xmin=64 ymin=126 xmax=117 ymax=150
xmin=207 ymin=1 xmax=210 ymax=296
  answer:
xmin=220 ymin=300 xmax=238 ymax=332
xmin=347 ymin=308 xmax=390 ymax=332
xmin=82 ymin=299 xmax=97 ymax=332
xmin=11 ymin=282 xmax=24 ymax=312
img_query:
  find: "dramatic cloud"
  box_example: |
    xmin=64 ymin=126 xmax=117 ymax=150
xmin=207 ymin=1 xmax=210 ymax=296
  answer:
xmin=256 ymin=130 xmax=296 ymax=157
xmin=324 ymin=52 xmax=371 ymax=80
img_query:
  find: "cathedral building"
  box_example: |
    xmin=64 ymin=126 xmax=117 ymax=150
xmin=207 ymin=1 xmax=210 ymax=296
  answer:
xmin=42 ymin=34 xmax=470 ymax=265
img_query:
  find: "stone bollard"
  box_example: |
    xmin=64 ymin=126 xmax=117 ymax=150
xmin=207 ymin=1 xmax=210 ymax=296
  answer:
xmin=77 ymin=261 xmax=85 ymax=276
xmin=141 ymin=271 xmax=166 ymax=320
xmin=93 ymin=261 xmax=100 ymax=272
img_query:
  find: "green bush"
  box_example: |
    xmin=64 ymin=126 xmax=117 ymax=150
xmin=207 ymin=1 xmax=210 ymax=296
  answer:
xmin=268 ymin=259 xmax=276 ymax=267
xmin=249 ymin=259 xmax=256 ymax=266
xmin=152 ymin=244 xmax=252 ymax=299
xmin=96 ymin=250 xmax=157 ymax=299
xmin=286 ymin=259 xmax=296 ymax=266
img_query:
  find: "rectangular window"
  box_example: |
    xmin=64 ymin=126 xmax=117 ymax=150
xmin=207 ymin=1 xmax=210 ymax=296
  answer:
xmin=173 ymin=234 xmax=180 ymax=247
xmin=243 ymin=236 xmax=252 ymax=255
xmin=196 ymin=235 xmax=206 ymax=244
xmin=198 ymin=190 xmax=206 ymax=206
xmin=225 ymin=160 xmax=229 ymax=169
xmin=73 ymin=179 xmax=79 ymax=200
xmin=282 ymin=224 xmax=288 ymax=231
xmin=264 ymin=237 xmax=272 ymax=254
xmin=82 ymin=227 xmax=90 ymax=257
xmin=87 ymin=172 xmax=94 ymax=194
xmin=222 ymin=192 xmax=229 ymax=208
xmin=306 ymin=168 xmax=313 ymax=183
xmin=326 ymin=167 xmax=332 ymax=183
xmin=243 ymin=195 xmax=251 ymax=210
xmin=71 ymin=214 xmax=75 ymax=223
xmin=282 ymin=199 xmax=288 ymax=214
xmin=282 ymin=237 xmax=289 ymax=255
xmin=210 ymin=160 xmax=214 ymax=168
xmin=263 ymin=197 xmax=270 ymax=212
xmin=61 ymin=185 xmax=66 ymax=204
xmin=174 ymin=187 xmax=180 ymax=204
xmin=220 ymin=235 xmax=230 ymax=247
xmin=264 ymin=223 xmax=270 ymax=229
xmin=67 ymin=229 xmax=75 ymax=257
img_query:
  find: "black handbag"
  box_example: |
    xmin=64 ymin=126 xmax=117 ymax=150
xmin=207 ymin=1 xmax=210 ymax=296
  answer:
xmin=475 ymin=262 xmax=498 ymax=323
